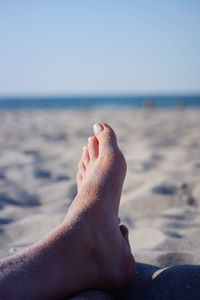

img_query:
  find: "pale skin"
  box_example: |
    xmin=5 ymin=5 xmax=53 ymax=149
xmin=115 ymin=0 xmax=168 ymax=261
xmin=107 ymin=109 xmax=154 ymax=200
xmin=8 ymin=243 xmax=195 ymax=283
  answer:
xmin=0 ymin=123 xmax=135 ymax=300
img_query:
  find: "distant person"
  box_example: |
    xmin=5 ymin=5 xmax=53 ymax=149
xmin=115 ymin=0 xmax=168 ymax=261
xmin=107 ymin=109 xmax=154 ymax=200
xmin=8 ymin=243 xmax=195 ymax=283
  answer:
xmin=143 ymin=99 xmax=156 ymax=111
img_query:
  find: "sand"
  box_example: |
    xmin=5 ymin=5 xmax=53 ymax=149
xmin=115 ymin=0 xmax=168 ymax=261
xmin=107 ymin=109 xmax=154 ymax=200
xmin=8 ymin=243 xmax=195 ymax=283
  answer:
xmin=0 ymin=108 xmax=200 ymax=299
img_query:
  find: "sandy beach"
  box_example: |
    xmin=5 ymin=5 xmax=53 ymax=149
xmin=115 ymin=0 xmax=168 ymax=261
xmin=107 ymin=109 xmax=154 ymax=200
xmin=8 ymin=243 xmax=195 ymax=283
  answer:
xmin=0 ymin=108 xmax=200 ymax=298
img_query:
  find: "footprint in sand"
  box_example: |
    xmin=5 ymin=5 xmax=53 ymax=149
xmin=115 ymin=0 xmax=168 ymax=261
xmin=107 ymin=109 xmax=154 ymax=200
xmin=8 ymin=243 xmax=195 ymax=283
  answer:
xmin=152 ymin=183 xmax=177 ymax=195
xmin=0 ymin=217 xmax=13 ymax=225
xmin=192 ymin=183 xmax=200 ymax=205
xmin=152 ymin=182 xmax=197 ymax=206
xmin=0 ymin=171 xmax=6 ymax=180
xmin=34 ymin=168 xmax=69 ymax=182
xmin=34 ymin=169 xmax=52 ymax=179
xmin=0 ymin=187 xmax=40 ymax=209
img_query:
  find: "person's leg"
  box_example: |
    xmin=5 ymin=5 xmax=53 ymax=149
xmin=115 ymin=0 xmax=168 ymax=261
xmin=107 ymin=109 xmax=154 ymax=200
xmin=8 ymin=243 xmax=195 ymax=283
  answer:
xmin=0 ymin=123 xmax=135 ymax=300
xmin=115 ymin=263 xmax=200 ymax=300
xmin=69 ymin=224 xmax=132 ymax=300
xmin=68 ymin=290 xmax=113 ymax=300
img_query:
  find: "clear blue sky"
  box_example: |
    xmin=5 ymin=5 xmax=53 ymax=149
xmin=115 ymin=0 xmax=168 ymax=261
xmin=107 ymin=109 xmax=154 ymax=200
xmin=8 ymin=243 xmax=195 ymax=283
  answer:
xmin=0 ymin=0 xmax=199 ymax=95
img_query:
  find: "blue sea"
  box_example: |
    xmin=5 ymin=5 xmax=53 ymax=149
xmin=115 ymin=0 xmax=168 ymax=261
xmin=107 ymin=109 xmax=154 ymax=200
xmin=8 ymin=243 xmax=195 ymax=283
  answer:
xmin=0 ymin=95 xmax=200 ymax=109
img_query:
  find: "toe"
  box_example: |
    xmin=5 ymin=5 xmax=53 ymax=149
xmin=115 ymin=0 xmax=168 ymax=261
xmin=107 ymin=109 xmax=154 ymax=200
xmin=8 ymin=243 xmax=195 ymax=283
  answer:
xmin=76 ymin=172 xmax=82 ymax=189
xmin=93 ymin=123 xmax=117 ymax=150
xmin=78 ymin=160 xmax=86 ymax=177
xmin=82 ymin=146 xmax=90 ymax=166
xmin=87 ymin=136 xmax=99 ymax=161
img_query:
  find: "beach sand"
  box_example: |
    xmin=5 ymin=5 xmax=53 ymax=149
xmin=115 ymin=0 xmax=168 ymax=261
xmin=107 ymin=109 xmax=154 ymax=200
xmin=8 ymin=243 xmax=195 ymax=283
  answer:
xmin=0 ymin=108 xmax=200 ymax=299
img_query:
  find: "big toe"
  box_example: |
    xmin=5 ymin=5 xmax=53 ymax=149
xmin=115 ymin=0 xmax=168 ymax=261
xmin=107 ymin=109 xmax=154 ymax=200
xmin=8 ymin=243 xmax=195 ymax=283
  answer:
xmin=93 ymin=123 xmax=118 ymax=151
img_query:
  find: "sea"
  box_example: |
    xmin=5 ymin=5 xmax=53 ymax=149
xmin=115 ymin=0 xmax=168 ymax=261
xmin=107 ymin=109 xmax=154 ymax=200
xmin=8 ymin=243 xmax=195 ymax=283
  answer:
xmin=0 ymin=95 xmax=200 ymax=109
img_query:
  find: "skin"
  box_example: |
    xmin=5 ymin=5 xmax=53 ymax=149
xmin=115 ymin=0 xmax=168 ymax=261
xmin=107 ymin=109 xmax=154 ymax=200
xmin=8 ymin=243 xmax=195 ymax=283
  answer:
xmin=0 ymin=122 xmax=135 ymax=300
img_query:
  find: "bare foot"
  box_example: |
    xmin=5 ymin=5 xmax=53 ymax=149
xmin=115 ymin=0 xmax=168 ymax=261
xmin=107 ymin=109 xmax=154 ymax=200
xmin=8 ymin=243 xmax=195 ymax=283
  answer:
xmin=68 ymin=122 xmax=127 ymax=218
xmin=68 ymin=224 xmax=132 ymax=300
xmin=63 ymin=123 xmax=135 ymax=290
xmin=0 ymin=123 xmax=135 ymax=300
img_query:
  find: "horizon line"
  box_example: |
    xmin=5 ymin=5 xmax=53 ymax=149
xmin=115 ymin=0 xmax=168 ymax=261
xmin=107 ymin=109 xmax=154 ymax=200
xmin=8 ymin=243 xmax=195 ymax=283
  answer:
xmin=0 ymin=92 xmax=200 ymax=99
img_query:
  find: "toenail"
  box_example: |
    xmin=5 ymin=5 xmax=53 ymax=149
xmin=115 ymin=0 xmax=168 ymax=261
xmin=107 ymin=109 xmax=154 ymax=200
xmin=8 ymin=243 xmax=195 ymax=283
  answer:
xmin=93 ymin=123 xmax=103 ymax=135
xmin=88 ymin=136 xmax=93 ymax=142
xmin=83 ymin=146 xmax=86 ymax=151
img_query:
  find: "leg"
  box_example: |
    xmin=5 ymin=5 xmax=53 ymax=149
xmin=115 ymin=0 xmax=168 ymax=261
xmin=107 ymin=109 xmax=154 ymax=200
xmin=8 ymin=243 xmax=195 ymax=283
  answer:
xmin=68 ymin=290 xmax=112 ymax=300
xmin=116 ymin=263 xmax=200 ymax=300
xmin=0 ymin=123 xmax=135 ymax=300
xmin=69 ymin=224 xmax=132 ymax=300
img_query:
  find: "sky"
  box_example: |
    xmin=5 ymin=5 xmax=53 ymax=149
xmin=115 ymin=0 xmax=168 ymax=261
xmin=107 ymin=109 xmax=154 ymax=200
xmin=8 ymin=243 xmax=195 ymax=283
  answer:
xmin=0 ymin=0 xmax=200 ymax=96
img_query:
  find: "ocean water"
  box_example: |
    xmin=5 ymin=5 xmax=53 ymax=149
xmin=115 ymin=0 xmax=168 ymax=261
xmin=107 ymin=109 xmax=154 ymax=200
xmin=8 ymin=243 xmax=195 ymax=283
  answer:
xmin=0 ymin=95 xmax=199 ymax=109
